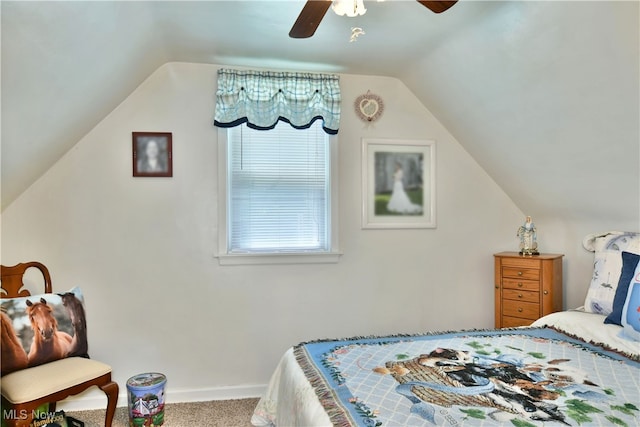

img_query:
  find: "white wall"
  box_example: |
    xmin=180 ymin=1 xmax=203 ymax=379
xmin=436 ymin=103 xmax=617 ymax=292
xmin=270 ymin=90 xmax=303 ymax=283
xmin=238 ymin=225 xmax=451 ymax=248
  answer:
xmin=1 ymin=62 xmax=524 ymax=408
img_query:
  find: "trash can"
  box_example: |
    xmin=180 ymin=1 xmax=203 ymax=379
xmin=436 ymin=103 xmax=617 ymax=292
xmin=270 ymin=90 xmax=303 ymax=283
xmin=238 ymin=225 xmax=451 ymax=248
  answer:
xmin=126 ymin=372 xmax=166 ymax=427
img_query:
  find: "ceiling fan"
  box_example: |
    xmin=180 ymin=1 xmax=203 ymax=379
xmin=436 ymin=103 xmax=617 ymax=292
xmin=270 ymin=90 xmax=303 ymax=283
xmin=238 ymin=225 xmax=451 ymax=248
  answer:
xmin=289 ymin=0 xmax=458 ymax=39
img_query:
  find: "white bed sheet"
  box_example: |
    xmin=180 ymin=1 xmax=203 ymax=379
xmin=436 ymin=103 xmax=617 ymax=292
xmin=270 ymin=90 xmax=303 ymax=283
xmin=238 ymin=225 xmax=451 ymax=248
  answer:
xmin=530 ymin=309 xmax=640 ymax=356
xmin=251 ymin=311 xmax=639 ymax=427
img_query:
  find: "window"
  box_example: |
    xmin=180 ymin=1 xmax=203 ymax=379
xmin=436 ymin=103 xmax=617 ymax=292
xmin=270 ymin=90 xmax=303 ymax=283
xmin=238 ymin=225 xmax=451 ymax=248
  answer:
xmin=217 ymin=121 xmax=340 ymax=265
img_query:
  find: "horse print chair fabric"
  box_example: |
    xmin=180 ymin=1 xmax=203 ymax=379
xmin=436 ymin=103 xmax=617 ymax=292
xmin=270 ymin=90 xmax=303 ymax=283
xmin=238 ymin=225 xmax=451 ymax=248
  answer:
xmin=0 ymin=287 xmax=88 ymax=376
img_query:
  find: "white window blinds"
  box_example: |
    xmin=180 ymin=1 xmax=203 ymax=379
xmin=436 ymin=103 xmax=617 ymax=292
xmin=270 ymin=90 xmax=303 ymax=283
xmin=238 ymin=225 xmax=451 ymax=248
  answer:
xmin=227 ymin=121 xmax=330 ymax=253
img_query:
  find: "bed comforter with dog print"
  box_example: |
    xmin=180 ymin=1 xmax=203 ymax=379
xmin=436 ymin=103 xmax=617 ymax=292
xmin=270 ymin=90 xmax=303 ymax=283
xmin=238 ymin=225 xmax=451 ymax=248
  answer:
xmin=251 ymin=313 xmax=639 ymax=426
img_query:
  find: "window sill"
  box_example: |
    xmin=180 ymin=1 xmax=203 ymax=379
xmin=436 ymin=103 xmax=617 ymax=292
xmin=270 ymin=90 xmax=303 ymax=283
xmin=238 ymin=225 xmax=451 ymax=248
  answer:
xmin=215 ymin=252 xmax=342 ymax=266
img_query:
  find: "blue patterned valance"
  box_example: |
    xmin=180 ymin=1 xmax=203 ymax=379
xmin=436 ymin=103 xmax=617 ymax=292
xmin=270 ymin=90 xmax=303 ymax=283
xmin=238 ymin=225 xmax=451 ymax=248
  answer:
xmin=214 ymin=69 xmax=341 ymax=135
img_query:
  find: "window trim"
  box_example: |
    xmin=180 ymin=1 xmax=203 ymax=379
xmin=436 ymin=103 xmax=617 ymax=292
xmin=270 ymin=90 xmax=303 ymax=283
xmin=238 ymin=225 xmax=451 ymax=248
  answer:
xmin=216 ymin=127 xmax=341 ymax=266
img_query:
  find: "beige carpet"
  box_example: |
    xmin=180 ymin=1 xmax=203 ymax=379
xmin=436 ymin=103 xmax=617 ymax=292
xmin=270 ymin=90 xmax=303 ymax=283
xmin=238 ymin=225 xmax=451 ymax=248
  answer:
xmin=67 ymin=398 xmax=260 ymax=427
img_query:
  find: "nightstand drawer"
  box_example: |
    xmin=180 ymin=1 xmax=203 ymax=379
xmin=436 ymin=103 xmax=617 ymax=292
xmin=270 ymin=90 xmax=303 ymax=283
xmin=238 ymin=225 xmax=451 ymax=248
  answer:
xmin=503 ymin=289 xmax=539 ymax=303
xmin=502 ymin=267 xmax=540 ymax=280
xmin=501 ymin=257 xmax=541 ymax=269
xmin=502 ymin=316 xmax=534 ymax=328
xmin=503 ymin=301 xmax=540 ymax=319
xmin=503 ymin=278 xmax=540 ymax=292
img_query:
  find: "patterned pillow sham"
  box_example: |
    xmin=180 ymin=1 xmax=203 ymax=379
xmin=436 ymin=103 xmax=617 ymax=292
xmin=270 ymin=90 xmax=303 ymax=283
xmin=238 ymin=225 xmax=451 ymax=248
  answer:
xmin=0 ymin=287 xmax=88 ymax=376
xmin=620 ymin=264 xmax=640 ymax=342
xmin=582 ymin=232 xmax=640 ymax=315
xmin=604 ymin=251 xmax=640 ymax=325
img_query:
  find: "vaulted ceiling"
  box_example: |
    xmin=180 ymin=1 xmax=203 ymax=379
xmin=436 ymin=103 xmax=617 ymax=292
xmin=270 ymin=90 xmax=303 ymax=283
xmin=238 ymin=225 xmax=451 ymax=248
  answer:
xmin=2 ymin=1 xmax=639 ymax=224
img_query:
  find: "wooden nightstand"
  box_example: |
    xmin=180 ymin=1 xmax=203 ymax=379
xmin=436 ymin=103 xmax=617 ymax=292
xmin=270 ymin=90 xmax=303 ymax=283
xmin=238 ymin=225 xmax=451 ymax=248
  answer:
xmin=494 ymin=252 xmax=564 ymax=328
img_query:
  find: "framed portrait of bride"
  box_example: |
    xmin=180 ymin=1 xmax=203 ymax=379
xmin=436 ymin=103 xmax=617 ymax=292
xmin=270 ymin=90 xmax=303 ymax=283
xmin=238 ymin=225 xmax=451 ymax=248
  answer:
xmin=361 ymin=138 xmax=436 ymax=229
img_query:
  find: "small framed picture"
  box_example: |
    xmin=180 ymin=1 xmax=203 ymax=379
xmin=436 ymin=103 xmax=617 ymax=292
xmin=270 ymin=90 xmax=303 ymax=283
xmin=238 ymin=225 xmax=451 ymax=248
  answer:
xmin=132 ymin=132 xmax=173 ymax=177
xmin=362 ymin=138 xmax=436 ymax=229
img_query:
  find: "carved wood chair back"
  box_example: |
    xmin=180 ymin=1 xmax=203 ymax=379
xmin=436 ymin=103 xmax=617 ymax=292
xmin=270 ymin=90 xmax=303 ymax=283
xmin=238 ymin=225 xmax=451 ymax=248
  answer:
xmin=1 ymin=262 xmax=52 ymax=298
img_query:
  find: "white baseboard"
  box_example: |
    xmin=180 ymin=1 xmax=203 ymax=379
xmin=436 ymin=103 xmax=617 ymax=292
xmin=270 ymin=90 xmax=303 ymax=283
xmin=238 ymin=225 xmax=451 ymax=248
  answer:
xmin=57 ymin=384 xmax=267 ymax=412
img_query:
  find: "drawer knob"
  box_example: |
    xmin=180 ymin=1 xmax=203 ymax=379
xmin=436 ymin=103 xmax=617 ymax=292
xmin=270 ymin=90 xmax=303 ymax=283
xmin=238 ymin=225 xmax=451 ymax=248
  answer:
xmin=518 ymin=308 xmax=523 ymax=313
xmin=517 ymin=271 xmax=523 ymax=276
xmin=495 ymin=285 xmax=499 ymax=289
xmin=518 ymin=294 xmax=523 ymax=298
xmin=543 ymin=290 xmax=549 ymax=295
xmin=517 ymin=283 xmax=523 ymax=288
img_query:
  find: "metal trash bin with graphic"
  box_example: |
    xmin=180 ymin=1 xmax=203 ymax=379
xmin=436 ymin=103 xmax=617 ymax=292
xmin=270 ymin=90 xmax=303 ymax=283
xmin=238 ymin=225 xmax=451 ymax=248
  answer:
xmin=126 ymin=372 xmax=166 ymax=427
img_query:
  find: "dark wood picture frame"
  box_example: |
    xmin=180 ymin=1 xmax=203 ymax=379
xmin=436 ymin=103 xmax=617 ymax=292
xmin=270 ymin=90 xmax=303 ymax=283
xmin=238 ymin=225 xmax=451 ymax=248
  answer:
xmin=132 ymin=132 xmax=173 ymax=177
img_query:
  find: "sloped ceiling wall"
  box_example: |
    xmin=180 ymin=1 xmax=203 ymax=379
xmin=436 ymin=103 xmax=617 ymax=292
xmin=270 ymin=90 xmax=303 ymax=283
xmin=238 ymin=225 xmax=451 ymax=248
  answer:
xmin=402 ymin=1 xmax=639 ymax=223
xmin=2 ymin=1 xmax=639 ymax=226
xmin=1 ymin=1 xmax=167 ymax=207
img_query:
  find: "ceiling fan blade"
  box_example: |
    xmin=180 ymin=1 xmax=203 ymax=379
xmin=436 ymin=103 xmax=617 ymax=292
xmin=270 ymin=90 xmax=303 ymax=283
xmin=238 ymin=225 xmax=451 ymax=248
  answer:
xmin=289 ymin=0 xmax=332 ymax=39
xmin=417 ymin=1 xmax=458 ymax=14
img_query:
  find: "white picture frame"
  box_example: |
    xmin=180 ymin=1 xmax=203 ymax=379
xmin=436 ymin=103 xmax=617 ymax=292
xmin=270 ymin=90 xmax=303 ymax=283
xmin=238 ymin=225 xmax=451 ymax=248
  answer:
xmin=362 ymin=138 xmax=436 ymax=229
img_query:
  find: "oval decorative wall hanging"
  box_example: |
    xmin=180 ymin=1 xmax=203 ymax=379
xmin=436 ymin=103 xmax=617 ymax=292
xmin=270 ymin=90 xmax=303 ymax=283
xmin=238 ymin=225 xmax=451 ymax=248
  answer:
xmin=355 ymin=91 xmax=384 ymax=123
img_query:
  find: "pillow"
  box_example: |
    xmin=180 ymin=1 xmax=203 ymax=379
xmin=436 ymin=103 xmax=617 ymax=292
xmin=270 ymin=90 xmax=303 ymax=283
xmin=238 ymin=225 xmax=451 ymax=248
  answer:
xmin=604 ymin=251 xmax=640 ymax=325
xmin=0 ymin=287 xmax=88 ymax=376
xmin=620 ymin=267 xmax=640 ymax=342
xmin=582 ymin=232 xmax=640 ymax=315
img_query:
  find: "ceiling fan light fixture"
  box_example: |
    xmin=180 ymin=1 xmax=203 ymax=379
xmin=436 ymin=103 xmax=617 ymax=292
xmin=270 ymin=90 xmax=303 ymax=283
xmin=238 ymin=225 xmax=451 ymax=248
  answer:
xmin=332 ymin=0 xmax=367 ymax=17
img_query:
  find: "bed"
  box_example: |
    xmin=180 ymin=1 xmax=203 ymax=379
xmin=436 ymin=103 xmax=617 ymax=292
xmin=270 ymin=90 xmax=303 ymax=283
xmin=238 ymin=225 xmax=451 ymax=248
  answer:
xmin=251 ymin=232 xmax=640 ymax=426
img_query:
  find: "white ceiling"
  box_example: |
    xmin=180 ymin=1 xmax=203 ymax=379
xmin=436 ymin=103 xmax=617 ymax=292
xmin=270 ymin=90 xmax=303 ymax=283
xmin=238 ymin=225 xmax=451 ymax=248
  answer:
xmin=2 ymin=1 xmax=639 ymax=224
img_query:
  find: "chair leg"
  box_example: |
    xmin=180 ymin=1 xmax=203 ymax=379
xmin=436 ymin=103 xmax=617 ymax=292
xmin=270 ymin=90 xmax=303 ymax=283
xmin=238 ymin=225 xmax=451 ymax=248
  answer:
xmin=99 ymin=381 xmax=119 ymax=427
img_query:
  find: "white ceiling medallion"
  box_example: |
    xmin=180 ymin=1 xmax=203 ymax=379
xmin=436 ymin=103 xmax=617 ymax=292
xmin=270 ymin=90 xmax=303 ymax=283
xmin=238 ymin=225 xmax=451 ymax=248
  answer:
xmin=355 ymin=91 xmax=384 ymax=123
